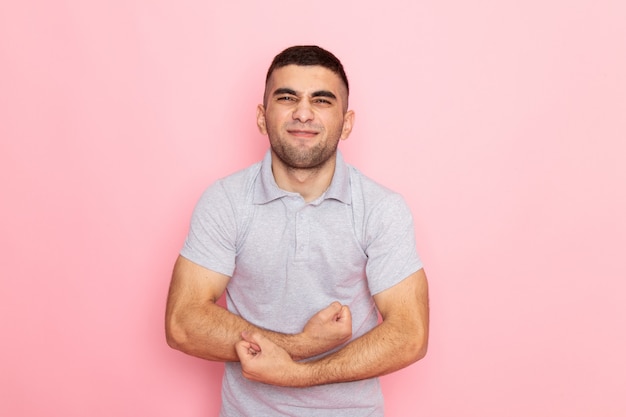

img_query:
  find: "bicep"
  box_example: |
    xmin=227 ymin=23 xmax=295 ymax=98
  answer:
xmin=373 ymin=269 xmax=429 ymax=330
xmin=167 ymin=255 xmax=230 ymax=313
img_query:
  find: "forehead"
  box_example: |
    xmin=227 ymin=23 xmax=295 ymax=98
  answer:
xmin=267 ymin=65 xmax=346 ymax=95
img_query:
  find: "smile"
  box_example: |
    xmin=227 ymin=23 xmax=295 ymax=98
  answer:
xmin=287 ymin=129 xmax=319 ymax=138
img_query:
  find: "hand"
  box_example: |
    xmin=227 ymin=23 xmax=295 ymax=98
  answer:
xmin=299 ymin=301 xmax=352 ymax=357
xmin=236 ymin=331 xmax=301 ymax=386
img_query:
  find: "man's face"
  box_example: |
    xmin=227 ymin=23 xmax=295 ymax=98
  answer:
xmin=257 ymin=65 xmax=354 ymax=170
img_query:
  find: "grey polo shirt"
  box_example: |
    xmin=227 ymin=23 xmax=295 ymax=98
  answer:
xmin=181 ymin=149 xmax=422 ymax=417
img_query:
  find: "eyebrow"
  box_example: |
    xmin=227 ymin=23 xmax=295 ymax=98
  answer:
xmin=272 ymin=88 xmax=337 ymax=100
xmin=273 ymin=88 xmax=298 ymax=96
xmin=312 ymin=90 xmax=337 ymax=100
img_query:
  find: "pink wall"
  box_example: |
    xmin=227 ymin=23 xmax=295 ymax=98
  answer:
xmin=2 ymin=1 xmax=625 ymax=416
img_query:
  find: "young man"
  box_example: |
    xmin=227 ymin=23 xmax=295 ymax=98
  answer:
xmin=166 ymin=45 xmax=429 ymax=417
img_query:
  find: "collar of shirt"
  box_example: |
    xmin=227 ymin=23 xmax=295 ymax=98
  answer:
xmin=253 ymin=149 xmax=352 ymax=205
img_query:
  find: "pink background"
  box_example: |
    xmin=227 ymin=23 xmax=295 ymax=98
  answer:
xmin=1 ymin=1 xmax=625 ymax=416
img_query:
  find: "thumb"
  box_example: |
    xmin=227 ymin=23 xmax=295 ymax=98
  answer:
xmin=241 ymin=331 xmax=263 ymax=350
xmin=338 ymin=305 xmax=351 ymax=321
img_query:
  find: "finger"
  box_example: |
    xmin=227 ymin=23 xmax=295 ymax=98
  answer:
xmin=313 ymin=302 xmax=340 ymax=322
xmin=338 ymin=305 xmax=351 ymax=321
xmin=241 ymin=331 xmax=266 ymax=350
xmin=323 ymin=301 xmax=342 ymax=317
xmin=328 ymin=301 xmax=342 ymax=310
xmin=234 ymin=340 xmax=256 ymax=359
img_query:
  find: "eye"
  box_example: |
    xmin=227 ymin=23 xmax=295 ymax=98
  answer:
xmin=313 ymin=98 xmax=332 ymax=105
xmin=277 ymin=95 xmax=297 ymax=102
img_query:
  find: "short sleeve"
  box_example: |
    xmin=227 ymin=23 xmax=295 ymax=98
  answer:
xmin=364 ymin=193 xmax=423 ymax=295
xmin=180 ymin=180 xmax=237 ymax=277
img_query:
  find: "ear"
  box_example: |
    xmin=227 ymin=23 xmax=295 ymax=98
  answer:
xmin=340 ymin=110 xmax=355 ymax=140
xmin=256 ymin=104 xmax=267 ymax=135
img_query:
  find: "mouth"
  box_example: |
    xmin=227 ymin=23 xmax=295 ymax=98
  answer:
xmin=287 ymin=129 xmax=319 ymax=139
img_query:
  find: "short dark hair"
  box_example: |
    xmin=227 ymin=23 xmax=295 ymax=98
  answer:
xmin=265 ymin=45 xmax=349 ymax=95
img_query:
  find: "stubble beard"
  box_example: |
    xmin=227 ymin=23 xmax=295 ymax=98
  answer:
xmin=269 ymin=124 xmax=341 ymax=171
xmin=271 ymin=140 xmax=338 ymax=171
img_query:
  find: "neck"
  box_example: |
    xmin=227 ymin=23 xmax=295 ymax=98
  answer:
xmin=271 ymin=153 xmax=336 ymax=203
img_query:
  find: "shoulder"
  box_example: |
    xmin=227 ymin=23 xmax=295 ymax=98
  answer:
xmin=198 ymin=162 xmax=262 ymax=206
xmin=347 ymin=165 xmax=409 ymax=214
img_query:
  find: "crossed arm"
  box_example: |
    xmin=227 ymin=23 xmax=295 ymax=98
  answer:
xmin=165 ymin=255 xmax=353 ymax=362
xmin=165 ymin=255 xmax=429 ymax=387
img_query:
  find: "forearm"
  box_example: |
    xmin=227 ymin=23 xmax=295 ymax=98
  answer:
xmin=292 ymin=271 xmax=429 ymax=387
xmin=166 ymin=301 xmax=335 ymax=362
xmin=293 ymin=317 xmax=427 ymax=387
xmin=166 ymin=301 xmax=249 ymax=361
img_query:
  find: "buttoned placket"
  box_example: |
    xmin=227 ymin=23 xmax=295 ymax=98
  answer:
xmin=294 ymin=205 xmax=311 ymax=262
xmin=280 ymin=194 xmax=314 ymax=263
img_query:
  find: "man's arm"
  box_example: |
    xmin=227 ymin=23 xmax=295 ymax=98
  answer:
xmin=165 ymin=255 xmax=353 ymax=362
xmin=235 ymin=268 xmax=429 ymax=386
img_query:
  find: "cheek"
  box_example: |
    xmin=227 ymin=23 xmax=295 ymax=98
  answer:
xmin=265 ymin=109 xmax=289 ymax=127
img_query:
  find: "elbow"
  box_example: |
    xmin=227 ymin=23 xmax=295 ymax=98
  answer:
xmin=165 ymin=314 xmax=190 ymax=351
xmin=165 ymin=329 xmax=180 ymax=350
xmin=414 ymin=338 xmax=428 ymax=362
xmin=406 ymin=329 xmax=429 ymax=365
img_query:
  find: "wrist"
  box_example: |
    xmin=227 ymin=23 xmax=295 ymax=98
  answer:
xmin=285 ymin=332 xmax=312 ymax=361
xmin=281 ymin=361 xmax=314 ymax=388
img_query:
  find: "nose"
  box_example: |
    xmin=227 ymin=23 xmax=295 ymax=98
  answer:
xmin=292 ymin=99 xmax=314 ymax=123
